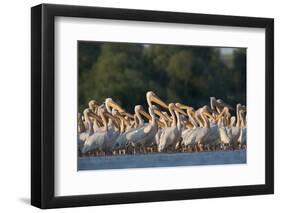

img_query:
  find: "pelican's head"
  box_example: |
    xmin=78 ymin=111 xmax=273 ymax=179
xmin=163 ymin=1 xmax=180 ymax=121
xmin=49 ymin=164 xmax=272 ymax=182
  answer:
xmin=201 ymin=108 xmax=214 ymax=120
xmin=210 ymin=97 xmax=217 ymax=110
xmin=111 ymin=108 xmax=118 ymax=116
xmin=175 ymin=103 xmax=193 ymax=112
xmin=136 ymin=105 xmax=151 ymax=121
xmin=215 ymin=106 xmax=230 ymax=122
xmin=146 ymin=91 xmax=168 ymax=109
xmin=153 ymin=105 xmax=166 ymax=118
xmin=240 ymin=105 xmax=247 ymax=113
xmin=83 ymin=108 xmax=92 ymax=119
xmin=202 ymin=105 xmax=213 ymax=113
xmin=217 ymin=99 xmax=234 ymax=110
xmin=88 ymin=100 xmax=98 ymax=111
xmin=201 ymin=105 xmax=215 ymax=119
xmin=97 ymin=104 xmax=107 ymax=116
xmin=105 ymin=98 xmax=125 ymax=113
xmin=134 ymin=105 xmax=144 ymax=113
xmin=174 ymin=103 xmax=188 ymax=116
xmin=83 ymin=108 xmax=101 ymax=123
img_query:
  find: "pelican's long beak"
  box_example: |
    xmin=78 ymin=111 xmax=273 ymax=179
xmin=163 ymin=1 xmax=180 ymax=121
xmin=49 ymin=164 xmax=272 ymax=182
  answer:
xmin=240 ymin=105 xmax=247 ymax=112
xmin=217 ymin=99 xmax=234 ymax=110
xmin=202 ymin=111 xmax=213 ymax=120
xmin=88 ymin=111 xmax=103 ymax=124
xmin=215 ymin=107 xmax=228 ymax=121
xmin=173 ymin=105 xmax=188 ymax=116
xmin=153 ymin=108 xmax=168 ymax=121
xmin=157 ymin=120 xmax=165 ymax=128
xmin=88 ymin=100 xmax=98 ymax=108
xmin=176 ymin=103 xmax=197 ymax=120
xmin=162 ymin=111 xmax=172 ymax=122
xmin=176 ymin=103 xmax=193 ymax=111
xmin=106 ymin=98 xmax=126 ymax=113
xmin=120 ymin=112 xmax=135 ymax=119
xmin=115 ymin=112 xmax=131 ymax=127
xmin=146 ymin=91 xmax=168 ymax=108
xmin=104 ymin=112 xmax=120 ymax=129
xmin=139 ymin=109 xmax=152 ymax=121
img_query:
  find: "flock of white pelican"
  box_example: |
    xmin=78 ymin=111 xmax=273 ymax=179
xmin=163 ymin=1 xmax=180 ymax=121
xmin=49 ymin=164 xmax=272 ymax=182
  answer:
xmin=78 ymin=91 xmax=247 ymax=157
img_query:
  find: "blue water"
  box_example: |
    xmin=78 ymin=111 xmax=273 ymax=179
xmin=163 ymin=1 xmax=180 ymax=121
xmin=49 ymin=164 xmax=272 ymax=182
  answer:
xmin=78 ymin=150 xmax=246 ymax=171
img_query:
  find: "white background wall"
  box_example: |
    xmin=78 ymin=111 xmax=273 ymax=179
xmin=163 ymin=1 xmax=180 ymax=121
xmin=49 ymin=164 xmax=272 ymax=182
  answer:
xmin=0 ymin=0 xmax=279 ymax=212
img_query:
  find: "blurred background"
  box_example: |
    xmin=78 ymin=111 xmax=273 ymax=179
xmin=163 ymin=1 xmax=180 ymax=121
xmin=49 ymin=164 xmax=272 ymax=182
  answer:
xmin=78 ymin=41 xmax=246 ymax=112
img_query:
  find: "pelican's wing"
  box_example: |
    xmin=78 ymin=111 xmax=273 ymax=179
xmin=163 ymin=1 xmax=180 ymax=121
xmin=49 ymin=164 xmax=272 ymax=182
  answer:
xmin=114 ymin=133 xmax=127 ymax=149
xmin=159 ymin=127 xmax=177 ymax=147
xmin=195 ymin=128 xmax=208 ymax=142
xmin=104 ymin=130 xmax=119 ymax=150
xmin=182 ymin=128 xmax=197 ymax=145
xmin=82 ymin=132 xmax=106 ymax=153
xmin=112 ymin=128 xmax=137 ymax=149
xmin=206 ymin=125 xmax=219 ymax=144
xmin=126 ymin=127 xmax=146 ymax=142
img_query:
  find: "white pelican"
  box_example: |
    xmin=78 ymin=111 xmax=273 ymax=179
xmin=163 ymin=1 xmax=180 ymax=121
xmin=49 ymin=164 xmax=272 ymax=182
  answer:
xmin=158 ymin=103 xmax=186 ymax=152
xmin=124 ymin=92 xmax=168 ymax=153
xmin=127 ymin=106 xmax=158 ymax=153
xmin=78 ymin=109 xmax=94 ymax=144
xmin=177 ymin=104 xmax=201 ymax=151
xmin=227 ymin=104 xmax=243 ymax=147
xmin=82 ymin=107 xmax=119 ymax=155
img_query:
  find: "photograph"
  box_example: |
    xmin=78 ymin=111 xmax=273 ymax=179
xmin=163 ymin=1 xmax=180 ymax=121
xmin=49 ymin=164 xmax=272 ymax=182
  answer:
xmin=77 ymin=41 xmax=247 ymax=170
xmin=30 ymin=3 xmax=274 ymax=209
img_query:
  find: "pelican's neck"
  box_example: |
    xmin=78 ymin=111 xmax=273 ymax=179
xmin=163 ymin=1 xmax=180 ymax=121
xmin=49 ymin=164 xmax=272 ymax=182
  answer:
xmin=147 ymin=98 xmax=152 ymax=109
xmin=93 ymin=119 xmax=100 ymax=131
xmin=149 ymin=108 xmax=157 ymax=126
xmin=133 ymin=114 xmax=138 ymax=128
xmin=230 ymin=117 xmax=236 ymax=127
xmin=100 ymin=112 xmax=108 ymax=131
xmin=187 ymin=109 xmax=198 ymax=127
xmin=175 ymin=110 xmax=181 ymax=130
xmin=105 ymin=100 xmax=112 ymax=114
xmin=239 ymin=111 xmax=246 ymax=128
xmin=169 ymin=105 xmax=176 ymax=127
xmin=135 ymin=108 xmax=144 ymax=126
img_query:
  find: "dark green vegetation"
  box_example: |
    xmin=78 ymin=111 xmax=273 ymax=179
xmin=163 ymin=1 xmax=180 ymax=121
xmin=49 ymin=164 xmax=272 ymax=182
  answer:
xmin=78 ymin=41 xmax=246 ymax=112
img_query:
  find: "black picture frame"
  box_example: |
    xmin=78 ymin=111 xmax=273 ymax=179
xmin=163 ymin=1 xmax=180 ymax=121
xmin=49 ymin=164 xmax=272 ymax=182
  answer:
xmin=31 ymin=3 xmax=274 ymax=209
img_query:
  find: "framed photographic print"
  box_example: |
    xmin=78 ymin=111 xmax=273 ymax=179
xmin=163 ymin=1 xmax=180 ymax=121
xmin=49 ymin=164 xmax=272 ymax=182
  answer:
xmin=31 ymin=3 xmax=274 ymax=209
